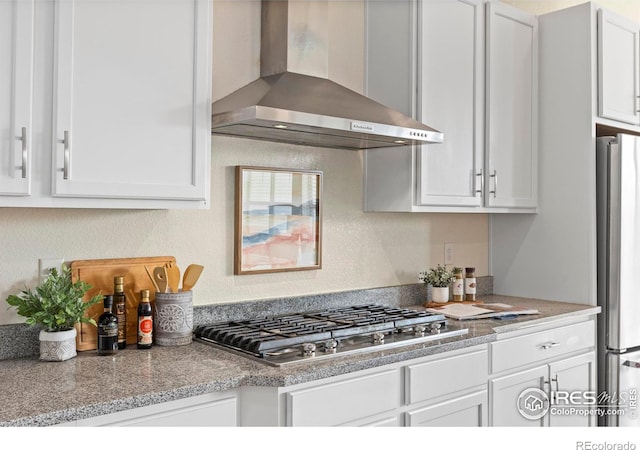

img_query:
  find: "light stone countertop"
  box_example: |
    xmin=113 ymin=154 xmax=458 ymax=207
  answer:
xmin=0 ymin=295 xmax=599 ymax=427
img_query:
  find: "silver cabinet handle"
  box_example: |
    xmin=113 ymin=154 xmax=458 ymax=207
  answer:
xmin=475 ymin=169 xmax=483 ymax=196
xmin=490 ymin=170 xmax=497 ymax=197
xmin=540 ymin=341 xmax=560 ymax=350
xmin=623 ymin=359 xmax=640 ymax=368
xmin=19 ymin=127 xmax=27 ymax=179
xmin=62 ymin=130 xmax=70 ymax=180
xmin=544 ymin=375 xmax=559 ymax=391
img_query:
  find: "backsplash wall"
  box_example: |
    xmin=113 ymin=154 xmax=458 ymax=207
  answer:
xmin=0 ymin=0 xmax=489 ymax=326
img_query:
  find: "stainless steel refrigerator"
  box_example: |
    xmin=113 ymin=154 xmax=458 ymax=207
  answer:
xmin=597 ymin=134 xmax=640 ymax=427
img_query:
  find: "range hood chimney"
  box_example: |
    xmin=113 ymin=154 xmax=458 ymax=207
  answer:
xmin=211 ymin=0 xmax=443 ymax=150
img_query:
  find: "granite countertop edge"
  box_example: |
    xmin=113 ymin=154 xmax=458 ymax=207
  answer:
xmin=0 ymin=296 xmax=600 ymax=427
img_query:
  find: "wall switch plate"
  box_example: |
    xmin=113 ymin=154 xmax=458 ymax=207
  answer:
xmin=444 ymin=243 xmax=454 ymax=265
xmin=39 ymin=258 xmax=64 ymax=282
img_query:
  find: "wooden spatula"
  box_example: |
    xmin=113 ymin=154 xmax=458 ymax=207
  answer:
xmin=182 ymin=264 xmax=204 ymax=292
xmin=153 ymin=266 xmax=168 ymax=293
xmin=165 ymin=262 xmax=180 ymax=293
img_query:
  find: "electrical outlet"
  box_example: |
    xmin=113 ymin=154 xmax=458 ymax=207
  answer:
xmin=39 ymin=258 xmax=64 ymax=282
xmin=444 ymin=243 xmax=454 ymax=265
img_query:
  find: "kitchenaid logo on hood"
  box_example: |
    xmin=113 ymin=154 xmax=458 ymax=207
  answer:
xmin=350 ymin=121 xmax=375 ymax=133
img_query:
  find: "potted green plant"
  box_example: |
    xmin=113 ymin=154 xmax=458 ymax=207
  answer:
xmin=419 ymin=264 xmax=455 ymax=303
xmin=5 ymin=264 xmax=102 ymax=361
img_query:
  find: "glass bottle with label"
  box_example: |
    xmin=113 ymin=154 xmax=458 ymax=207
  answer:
xmin=464 ymin=267 xmax=477 ymax=302
xmin=137 ymin=289 xmax=153 ymax=349
xmin=97 ymin=295 xmax=118 ymax=355
xmin=113 ymin=276 xmax=127 ymax=349
xmin=452 ymin=267 xmax=464 ymax=302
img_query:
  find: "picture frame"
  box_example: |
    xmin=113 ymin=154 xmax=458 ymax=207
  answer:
xmin=234 ymin=166 xmax=323 ymax=275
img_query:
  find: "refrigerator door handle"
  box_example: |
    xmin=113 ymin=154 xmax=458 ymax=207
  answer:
xmin=622 ymin=359 xmax=640 ymax=368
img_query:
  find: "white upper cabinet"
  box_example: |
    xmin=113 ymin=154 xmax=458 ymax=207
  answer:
xmin=597 ymin=8 xmax=640 ymax=126
xmin=417 ymin=0 xmax=484 ymax=208
xmin=364 ymin=0 xmax=537 ymax=213
xmin=0 ymin=0 xmax=211 ymax=209
xmin=0 ymin=0 xmax=34 ymax=196
xmin=485 ymin=2 xmax=538 ymax=209
xmin=52 ymin=0 xmax=211 ymax=202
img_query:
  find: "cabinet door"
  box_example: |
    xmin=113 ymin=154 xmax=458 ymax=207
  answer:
xmin=490 ymin=365 xmax=548 ymax=426
xmin=52 ymin=0 xmax=211 ymax=202
xmin=417 ymin=0 xmax=484 ymax=207
xmin=598 ymin=9 xmax=640 ymax=126
xmin=406 ymin=390 xmax=487 ymax=427
xmin=0 ymin=0 xmax=33 ymax=196
xmin=548 ymin=352 xmax=596 ymax=427
xmin=485 ymin=2 xmax=538 ymax=209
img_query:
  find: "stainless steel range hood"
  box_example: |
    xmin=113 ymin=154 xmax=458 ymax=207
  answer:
xmin=211 ymin=0 xmax=443 ymax=150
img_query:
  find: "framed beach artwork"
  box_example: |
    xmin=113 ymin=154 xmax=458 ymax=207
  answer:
xmin=234 ymin=166 xmax=323 ymax=275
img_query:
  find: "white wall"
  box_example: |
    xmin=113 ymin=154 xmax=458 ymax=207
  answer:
xmin=0 ymin=0 xmax=489 ymax=326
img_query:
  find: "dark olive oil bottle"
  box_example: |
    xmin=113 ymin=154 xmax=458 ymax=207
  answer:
xmin=97 ymin=295 xmax=118 ymax=355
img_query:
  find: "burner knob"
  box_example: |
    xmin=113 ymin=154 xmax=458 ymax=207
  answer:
xmin=429 ymin=322 xmax=442 ymax=333
xmin=323 ymin=339 xmax=338 ymax=353
xmin=414 ymin=325 xmax=426 ymax=336
xmin=301 ymin=343 xmax=316 ymax=357
xmin=373 ymin=332 xmax=385 ymax=344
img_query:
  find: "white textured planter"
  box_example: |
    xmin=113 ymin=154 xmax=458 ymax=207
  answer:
xmin=431 ymin=286 xmax=450 ymax=303
xmin=39 ymin=328 xmax=77 ymax=362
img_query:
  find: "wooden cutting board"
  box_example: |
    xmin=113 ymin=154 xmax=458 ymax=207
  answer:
xmin=71 ymin=256 xmax=175 ymax=351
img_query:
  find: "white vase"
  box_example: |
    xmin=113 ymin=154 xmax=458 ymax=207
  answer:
xmin=39 ymin=328 xmax=77 ymax=362
xmin=431 ymin=286 xmax=450 ymax=303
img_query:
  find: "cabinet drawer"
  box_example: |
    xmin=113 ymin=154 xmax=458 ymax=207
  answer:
xmin=406 ymin=348 xmax=488 ymax=404
xmin=491 ymin=321 xmax=595 ymax=373
xmin=406 ymin=390 xmax=487 ymax=427
xmin=286 ymin=369 xmax=400 ymax=426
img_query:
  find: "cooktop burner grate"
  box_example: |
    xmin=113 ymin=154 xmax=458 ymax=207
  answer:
xmin=194 ymin=304 xmax=468 ymax=365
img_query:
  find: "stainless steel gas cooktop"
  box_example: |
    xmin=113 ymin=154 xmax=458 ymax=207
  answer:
xmin=193 ymin=304 xmax=468 ymax=366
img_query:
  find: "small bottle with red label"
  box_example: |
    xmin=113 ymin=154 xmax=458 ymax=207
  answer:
xmin=137 ymin=289 xmax=153 ymax=349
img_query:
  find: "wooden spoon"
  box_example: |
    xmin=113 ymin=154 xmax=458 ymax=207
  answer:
xmin=153 ymin=266 xmax=168 ymax=293
xmin=165 ymin=262 xmax=180 ymax=293
xmin=182 ymin=264 xmax=204 ymax=292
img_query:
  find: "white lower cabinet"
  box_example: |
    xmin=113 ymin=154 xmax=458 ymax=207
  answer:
xmin=489 ymin=318 xmax=597 ymax=427
xmin=73 ymin=392 xmax=237 ymax=427
xmin=491 ymin=365 xmax=548 ymax=426
xmin=285 ymin=369 xmax=401 ymax=427
xmin=237 ymin=345 xmax=489 ymax=427
xmin=404 ymin=346 xmax=488 ymax=427
xmin=406 ymin=390 xmax=488 ymax=427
